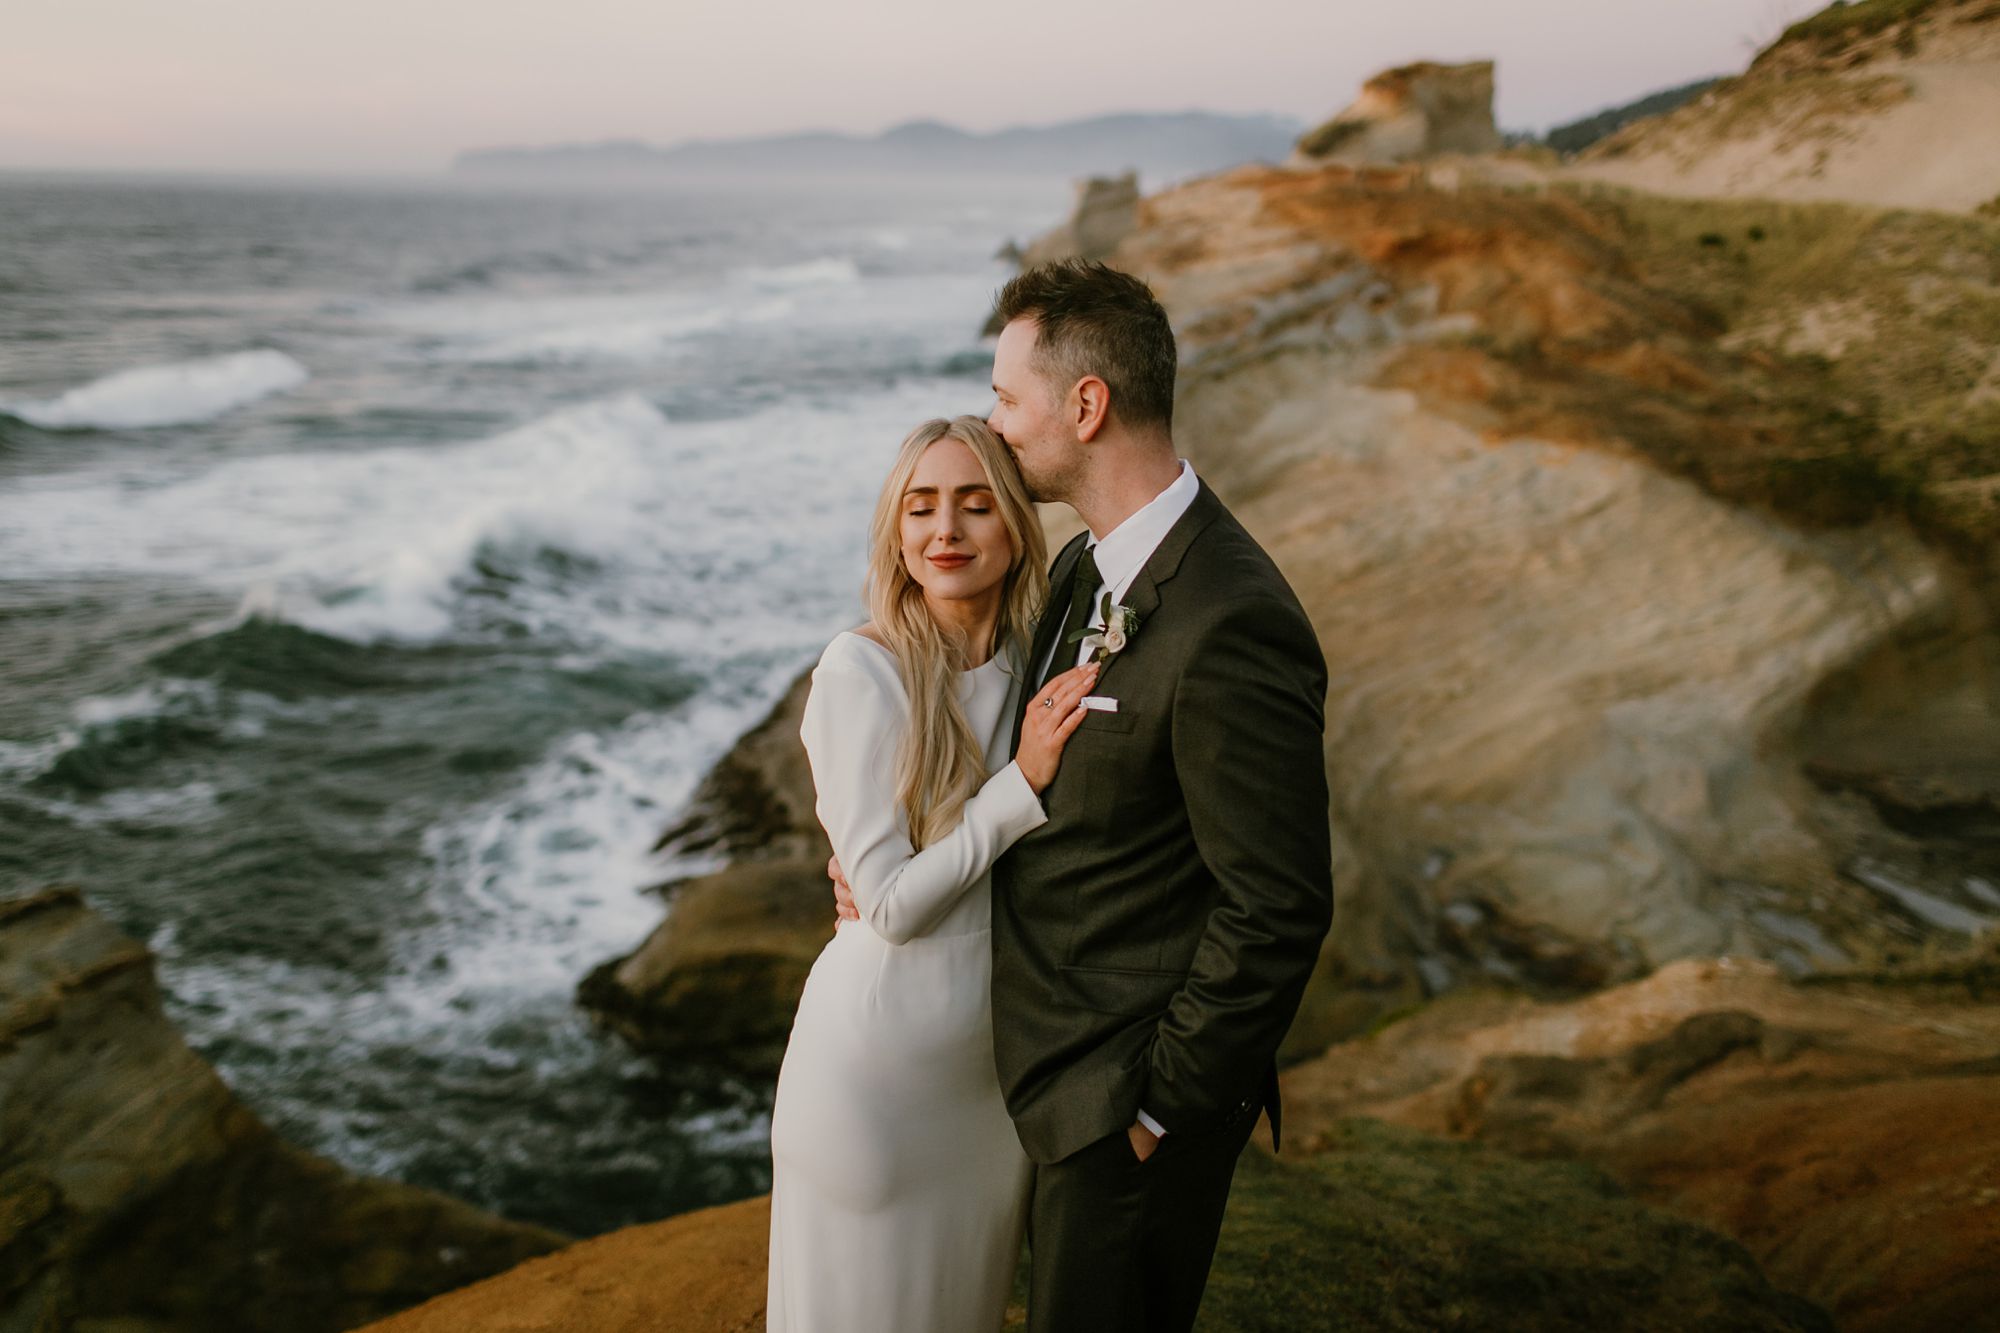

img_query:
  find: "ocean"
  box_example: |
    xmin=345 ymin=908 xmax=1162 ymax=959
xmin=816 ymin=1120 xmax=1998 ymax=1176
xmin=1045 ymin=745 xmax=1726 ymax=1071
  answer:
xmin=0 ymin=169 xmax=1070 ymax=1236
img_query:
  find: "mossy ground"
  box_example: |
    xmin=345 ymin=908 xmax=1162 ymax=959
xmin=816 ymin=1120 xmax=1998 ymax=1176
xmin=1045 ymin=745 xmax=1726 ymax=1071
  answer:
xmin=1698 ymin=71 xmax=1911 ymax=148
xmin=1799 ymin=921 xmax=2000 ymax=999
xmin=1003 ymin=1118 xmax=1830 ymax=1331
xmin=1772 ymin=0 xmax=1954 ymax=53
xmin=1553 ymin=184 xmax=2000 ymax=557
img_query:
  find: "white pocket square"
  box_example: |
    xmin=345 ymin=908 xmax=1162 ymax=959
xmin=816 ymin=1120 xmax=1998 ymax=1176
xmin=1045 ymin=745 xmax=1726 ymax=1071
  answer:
xmin=1081 ymin=695 xmax=1119 ymax=712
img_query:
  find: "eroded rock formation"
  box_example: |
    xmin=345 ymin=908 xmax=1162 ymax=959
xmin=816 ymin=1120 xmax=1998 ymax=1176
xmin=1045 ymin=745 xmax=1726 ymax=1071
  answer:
xmin=0 ymin=885 xmax=566 ymax=1333
xmin=1276 ymin=945 xmax=2000 ymax=1329
xmin=579 ymin=672 xmax=832 ymax=1079
xmin=983 ymin=172 xmax=1144 ymax=334
xmin=1294 ymin=60 xmax=1504 ymax=164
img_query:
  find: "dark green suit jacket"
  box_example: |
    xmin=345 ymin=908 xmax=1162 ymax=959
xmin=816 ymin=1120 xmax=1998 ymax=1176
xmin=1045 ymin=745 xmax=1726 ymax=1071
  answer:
xmin=992 ymin=475 xmax=1335 ymax=1166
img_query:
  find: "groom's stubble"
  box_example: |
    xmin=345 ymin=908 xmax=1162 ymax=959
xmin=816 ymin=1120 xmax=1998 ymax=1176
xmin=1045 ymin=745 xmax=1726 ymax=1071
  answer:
xmin=1008 ymin=443 xmax=1064 ymax=508
xmin=995 ymin=416 xmax=1088 ymax=512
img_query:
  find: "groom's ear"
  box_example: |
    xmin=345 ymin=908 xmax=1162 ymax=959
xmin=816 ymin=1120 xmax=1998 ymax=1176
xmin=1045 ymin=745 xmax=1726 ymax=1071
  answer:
xmin=1072 ymin=374 xmax=1111 ymax=442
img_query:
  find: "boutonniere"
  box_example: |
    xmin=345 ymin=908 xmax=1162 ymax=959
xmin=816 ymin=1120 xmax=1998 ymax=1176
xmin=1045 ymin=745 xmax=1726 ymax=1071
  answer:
xmin=1067 ymin=594 xmax=1144 ymax=663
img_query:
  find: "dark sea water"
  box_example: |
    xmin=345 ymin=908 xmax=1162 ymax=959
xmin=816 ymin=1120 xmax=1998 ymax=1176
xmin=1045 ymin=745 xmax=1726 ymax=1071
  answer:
xmin=0 ymin=170 xmax=1069 ymax=1235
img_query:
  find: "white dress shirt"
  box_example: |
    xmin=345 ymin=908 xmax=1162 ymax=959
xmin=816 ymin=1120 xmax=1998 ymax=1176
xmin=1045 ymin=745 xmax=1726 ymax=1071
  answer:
xmin=1034 ymin=458 xmax=1198 ymax=686
xmin=1034 ymin=457 xmax=1197 ymax=1140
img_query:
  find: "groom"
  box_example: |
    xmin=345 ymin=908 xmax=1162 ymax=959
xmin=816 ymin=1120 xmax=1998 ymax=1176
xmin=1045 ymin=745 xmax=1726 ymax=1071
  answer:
xmin=835 ymin=258 xmax=1334 ymax=1331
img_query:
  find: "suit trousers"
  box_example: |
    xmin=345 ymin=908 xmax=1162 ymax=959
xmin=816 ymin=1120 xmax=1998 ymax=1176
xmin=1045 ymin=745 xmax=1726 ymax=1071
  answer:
xmin=1024 ymin=1097 xmax=1261 ymax=1333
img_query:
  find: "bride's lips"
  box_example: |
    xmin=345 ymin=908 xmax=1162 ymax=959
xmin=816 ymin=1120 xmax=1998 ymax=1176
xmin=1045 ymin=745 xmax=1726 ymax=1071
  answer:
xmin=927 ymin=553 xmax=973 ymax=569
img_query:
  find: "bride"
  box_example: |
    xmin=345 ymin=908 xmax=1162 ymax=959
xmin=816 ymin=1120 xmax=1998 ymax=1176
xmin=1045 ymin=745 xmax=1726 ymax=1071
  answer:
xmin=765 ymin=415 xmax=1099 ymax=1331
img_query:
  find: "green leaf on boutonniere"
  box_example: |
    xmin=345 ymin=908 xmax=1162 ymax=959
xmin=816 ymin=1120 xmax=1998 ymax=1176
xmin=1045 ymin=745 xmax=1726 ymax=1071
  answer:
xmin=1065 ymin=598 xmax=1143 ymax=659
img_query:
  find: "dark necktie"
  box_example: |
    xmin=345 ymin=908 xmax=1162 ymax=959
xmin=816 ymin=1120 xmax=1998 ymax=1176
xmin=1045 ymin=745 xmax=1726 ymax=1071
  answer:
xmin=1038 ymin=543 xmax=1101 ymax=692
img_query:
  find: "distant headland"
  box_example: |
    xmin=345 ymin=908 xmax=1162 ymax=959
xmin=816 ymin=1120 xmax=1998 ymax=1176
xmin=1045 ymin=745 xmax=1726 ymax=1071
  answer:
xmin=450 ymin=111 xmax=1305 ymax=183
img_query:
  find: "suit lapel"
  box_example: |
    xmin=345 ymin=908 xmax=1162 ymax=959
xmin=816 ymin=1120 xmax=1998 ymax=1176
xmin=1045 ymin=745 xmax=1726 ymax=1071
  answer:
xmin=1090 ymin=476 xmax=1224 ymax=696
xmin=1013 ymin=530 xmax=1091 ymax=754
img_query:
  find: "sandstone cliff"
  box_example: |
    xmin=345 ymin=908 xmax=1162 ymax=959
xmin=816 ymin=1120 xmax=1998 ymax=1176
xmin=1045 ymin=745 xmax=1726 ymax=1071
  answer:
xmin=0 ymin=885 xmax=567 ymax=1333
xmin=1567 ymin=0 xmax=2000 ymax=214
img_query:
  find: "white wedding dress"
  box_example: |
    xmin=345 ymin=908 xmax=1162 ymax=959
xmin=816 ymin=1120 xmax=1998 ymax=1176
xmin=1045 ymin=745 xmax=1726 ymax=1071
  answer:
xmin=766 ymin=630 xmax=1047 ymax=1332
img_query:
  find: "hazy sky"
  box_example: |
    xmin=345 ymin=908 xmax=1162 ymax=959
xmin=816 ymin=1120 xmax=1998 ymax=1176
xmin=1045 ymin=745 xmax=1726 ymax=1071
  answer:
xmin=3 ymin=0 xmax=1823 ymax=176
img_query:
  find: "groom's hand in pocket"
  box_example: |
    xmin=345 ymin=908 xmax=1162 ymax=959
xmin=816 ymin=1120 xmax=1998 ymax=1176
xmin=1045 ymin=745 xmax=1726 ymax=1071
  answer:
xmin=828 ymin=854 xmax=859 ymax=926
xmin=1127 ymin=1120 xmax=1161 ymax=1163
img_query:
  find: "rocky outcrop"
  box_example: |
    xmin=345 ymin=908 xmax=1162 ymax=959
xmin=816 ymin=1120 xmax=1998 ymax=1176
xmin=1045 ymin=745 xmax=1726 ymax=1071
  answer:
xmin=649 ymin=669 xmax=823 ymax=869
xmin=0 ymin=1166 xmax=72 ymax=1333
xmin=984 ymin=173 xmax=1144 ymax=334
xmin=348 ymin=1117 xmax=1830 ymax=1333
xmin=580 ymin=674 xmax=834 ymax=1079
xmin=1274 ymin=944 xmax=2000 ymax=1330
xmin=1294 ymin=60 xmax=1504 ymax=164
xmin=579 ymin=858 xmax=833 ymax=1078
xmin=0 ymin=885 xmax=567 ymax=1333
xmin=1022 ymin=171 xmax=1141 ymax=267
xmin=1567 ymin=0 xmax=2000 ymax=213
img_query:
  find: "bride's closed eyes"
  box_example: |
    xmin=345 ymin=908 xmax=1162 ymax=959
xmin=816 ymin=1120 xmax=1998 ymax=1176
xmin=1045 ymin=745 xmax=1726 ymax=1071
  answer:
xmin=903 ymin=485 xmax=996 ymax=518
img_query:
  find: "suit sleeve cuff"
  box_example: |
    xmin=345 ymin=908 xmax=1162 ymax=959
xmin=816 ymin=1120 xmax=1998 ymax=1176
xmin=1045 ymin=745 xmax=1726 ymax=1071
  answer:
xmin=1136 ymin=1107 xmax=1168 ymax=1138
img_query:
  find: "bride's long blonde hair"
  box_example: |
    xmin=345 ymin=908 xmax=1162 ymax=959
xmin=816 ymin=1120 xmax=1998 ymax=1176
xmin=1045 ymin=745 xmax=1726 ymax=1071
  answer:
xmin=865 ymin=416 xmax=1048 ymax=849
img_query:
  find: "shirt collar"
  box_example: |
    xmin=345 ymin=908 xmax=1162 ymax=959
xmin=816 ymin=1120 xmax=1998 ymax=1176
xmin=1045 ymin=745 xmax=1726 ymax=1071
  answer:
xmin=1086 ymin=459 xmax=1197 ymax=599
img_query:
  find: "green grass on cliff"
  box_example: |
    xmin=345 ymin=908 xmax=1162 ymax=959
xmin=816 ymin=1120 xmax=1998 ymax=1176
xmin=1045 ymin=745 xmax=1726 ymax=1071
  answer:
xmin=1558 ymin=184 xmax=2000 ymax=557
xmin=1800 ymin=922 xmax=2000 ymax=999
xmin=1005 ymin=1118 xmax=1830 ymax=1331
xmin=1768 ymin=0 xmax=1954 ymax=56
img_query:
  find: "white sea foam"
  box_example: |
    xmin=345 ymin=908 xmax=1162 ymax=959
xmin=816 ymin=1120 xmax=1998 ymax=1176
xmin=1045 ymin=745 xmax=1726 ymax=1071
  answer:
xmin=3 ymin=681 xmax=244 ymax=824
xmin=70 ymin=679 xmax=222 ymax=727
xmin=0 ymin=738 xmax=63 ymax=784
xmin=351 ymin=283 xmax=802 ymax=368
xmin=6 ymin=675 xmax=303 ymax=776
xmin=0 ymin=350 xmax=309 ymax=430
xmin=136 ymin=674 xmax=801 ymax=1175
xmin=735 ymin=256 xmax=863 ymax=288
xmin=0 ymin=378 xmax=962 ymax=650
xmin=39 ymin=780 xmax=223 ymax=828
xmin=407 ymin=662 xmax=805 ymax=1001
xmin=0 ymin=178 xmax=1070 ymax=1203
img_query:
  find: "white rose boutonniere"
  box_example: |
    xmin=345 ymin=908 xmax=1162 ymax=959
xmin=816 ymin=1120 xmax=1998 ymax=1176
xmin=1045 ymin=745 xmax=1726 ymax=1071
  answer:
xmin=1067 ymin=594 xmax=1144 ymax=664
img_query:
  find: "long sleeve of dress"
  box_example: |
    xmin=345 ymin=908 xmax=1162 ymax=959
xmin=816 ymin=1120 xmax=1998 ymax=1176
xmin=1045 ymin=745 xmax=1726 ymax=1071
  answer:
xmin=799 ymin=636 xmax=1048 ymax=946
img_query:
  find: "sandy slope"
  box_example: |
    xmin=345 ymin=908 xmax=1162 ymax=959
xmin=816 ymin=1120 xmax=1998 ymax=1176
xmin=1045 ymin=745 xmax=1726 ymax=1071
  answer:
xmin=1567 ymin=2 xmax=2000 ymax=214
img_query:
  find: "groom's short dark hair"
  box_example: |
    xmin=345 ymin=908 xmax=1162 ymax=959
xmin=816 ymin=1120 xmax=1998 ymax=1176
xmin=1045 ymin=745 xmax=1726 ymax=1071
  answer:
xmin=991 ymin=259 xmax=1177 ymax=433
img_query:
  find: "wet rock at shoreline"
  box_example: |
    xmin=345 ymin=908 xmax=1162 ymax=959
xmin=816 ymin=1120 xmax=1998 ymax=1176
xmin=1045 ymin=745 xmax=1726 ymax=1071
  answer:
xmin=584 ymin=674 xmax=835 ymax=1079
xmin=0 ymin=884 xmax=567 ymax=1333
xmin=580 ymin=858 xmax=833 ymax=1079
